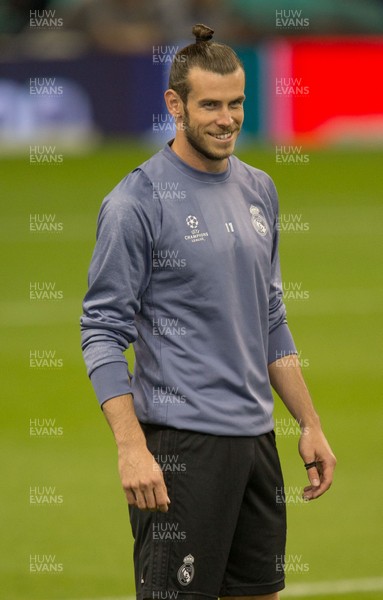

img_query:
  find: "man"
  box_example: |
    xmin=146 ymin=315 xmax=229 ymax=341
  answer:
xmin=81 ymin=24 xmax=336 ymax=600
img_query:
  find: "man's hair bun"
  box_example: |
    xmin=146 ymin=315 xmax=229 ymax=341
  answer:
xmin=169 ymin=23 xmax=243 ymax=104
xmin=192 ymin=24 xmax=214 ymax=44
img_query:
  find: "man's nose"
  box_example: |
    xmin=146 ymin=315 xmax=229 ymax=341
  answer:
xmin=215 ymin=108 xmax=234 ymax=128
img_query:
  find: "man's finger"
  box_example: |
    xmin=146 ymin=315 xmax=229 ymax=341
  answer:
xmin=134 ymin=489 xmax=148 ymax=510
xmin=144 ymin=488 xmax=157 ymax=511
xmin=311 ymin=462 xmax=334 ymax=499
xmin=304 ymin=460 xmax=335 ymax=500
xmin=306 ymin=464 xmax=321 ymax=488
xmin=124 ymin=488 xmax=137 ymax=506
xmin=154 ymin=487 xmax=170 ymax=513
xmin=302 ymin=459 xmax=320 ymax=500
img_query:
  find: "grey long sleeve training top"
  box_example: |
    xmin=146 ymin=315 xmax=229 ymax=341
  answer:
xmin=81 ymin=142 xmax=297 ymax=436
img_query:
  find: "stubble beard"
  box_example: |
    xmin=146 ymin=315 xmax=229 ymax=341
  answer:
xmin=182 ymin=107 xmax=239 ymax=162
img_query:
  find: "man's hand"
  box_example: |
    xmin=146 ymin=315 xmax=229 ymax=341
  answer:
xmin=299 ymin=427 xmax=337 ymax=501
xmin=102 ymin=394 xmax=170 ymax=512
xmin=118 ymin=445 xmax=170 ymax=512
xmin=268 ymin=355 xmax=336 ymax=501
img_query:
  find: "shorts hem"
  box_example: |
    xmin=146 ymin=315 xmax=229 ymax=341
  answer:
xmin=137 ymin=580 xmax=285 ymax=599
xmin=220 ymin=578 xmax=285 ymax=596
xmin=137 ymin=591 xmax=217 ymax=600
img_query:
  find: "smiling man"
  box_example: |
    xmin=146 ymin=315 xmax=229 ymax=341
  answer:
xmin=81 ymin=24 xmax=336 ymax=600
xmin=168 ymin=66 xmax=245 ymax=167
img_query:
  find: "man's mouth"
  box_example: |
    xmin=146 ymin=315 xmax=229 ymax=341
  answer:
xmin=209 ymin=132 xmax=235 ymax=140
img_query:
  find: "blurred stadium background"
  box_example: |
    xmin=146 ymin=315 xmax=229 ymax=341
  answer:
xmin=1 ymin=1 xmax=382 ymax=599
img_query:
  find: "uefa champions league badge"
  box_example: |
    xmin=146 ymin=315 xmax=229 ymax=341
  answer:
xmin=184 ymin=215 xmax=209 ymax=243
xmin=250 ymin=205 xmax=268 ymax=237
xmin=177 ymin=554 xmax=195 ymax=586
xmin=186 ymin=215 xmax=199 ymax=229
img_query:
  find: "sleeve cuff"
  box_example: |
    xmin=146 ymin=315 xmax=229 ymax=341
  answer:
xmin=90 ymin=362 xmax=133 ymax=407
xmin=268 ymin=322 xmax=297 ymax=364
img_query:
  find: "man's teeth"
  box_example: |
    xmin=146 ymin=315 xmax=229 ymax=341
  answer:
xmin=212 ymin=133 xmax=232 ymax=139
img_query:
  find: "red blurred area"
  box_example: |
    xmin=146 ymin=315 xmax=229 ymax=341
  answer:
xmin=292 ymin=37 xmax=383 ymax=141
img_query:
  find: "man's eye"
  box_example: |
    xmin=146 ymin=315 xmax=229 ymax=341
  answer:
xmin=203 ymin=102 xmax=216 ymax=108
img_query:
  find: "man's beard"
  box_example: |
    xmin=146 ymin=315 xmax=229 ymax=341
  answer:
xmin=182 ymin=107 xmax=239 ymax=162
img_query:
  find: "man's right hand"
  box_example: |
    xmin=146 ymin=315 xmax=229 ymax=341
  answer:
xmin=117 ymin=445 xmax=170 ymax=512
xmin=102 ymin=394 xmax=170 ymax=513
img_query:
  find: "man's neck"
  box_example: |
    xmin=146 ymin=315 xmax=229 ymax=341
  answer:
xmin=170 ymin=137 xmax=228 ymax=174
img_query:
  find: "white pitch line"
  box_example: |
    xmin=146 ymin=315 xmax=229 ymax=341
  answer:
xmin=282 ymin=576 xmax=383 ymax=596
xmin=63 ymin=576 xmax=383 ymax=600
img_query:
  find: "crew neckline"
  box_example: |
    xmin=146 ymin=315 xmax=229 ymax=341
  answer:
xmin=162 ymin=140 xmax=232 ymax=183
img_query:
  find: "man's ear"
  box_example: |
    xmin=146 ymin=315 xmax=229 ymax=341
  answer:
xmin=164 ymin=89 xmax=184 ymax=119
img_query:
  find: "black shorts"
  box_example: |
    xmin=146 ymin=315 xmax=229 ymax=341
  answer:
xmin=129 ymin=425 xmax=286 ymax=599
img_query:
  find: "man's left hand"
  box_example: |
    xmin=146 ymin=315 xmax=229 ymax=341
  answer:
xmin=299 ymin=427 xmax=337 ymax=500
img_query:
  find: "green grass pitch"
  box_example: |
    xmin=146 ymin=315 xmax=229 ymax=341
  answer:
xmin=1 ymin=141 xmax=382 ymax=599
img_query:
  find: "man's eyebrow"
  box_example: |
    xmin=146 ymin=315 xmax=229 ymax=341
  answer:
xmin=198 ymin=95 xmax=246 ymax=104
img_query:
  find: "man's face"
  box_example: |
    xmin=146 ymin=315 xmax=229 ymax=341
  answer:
xmin=181 ymin=67 xmax=245 ymax=163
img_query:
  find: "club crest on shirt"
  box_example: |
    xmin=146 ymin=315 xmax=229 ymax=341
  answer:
xmin=250 ymin=205 xmax=268 ymax=237
xmin=177 ymin=554 xmax=195 ymax=586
